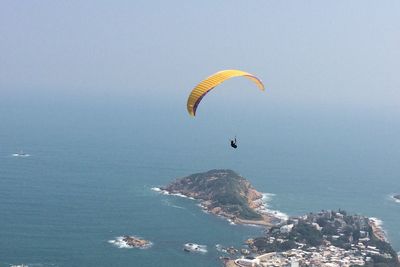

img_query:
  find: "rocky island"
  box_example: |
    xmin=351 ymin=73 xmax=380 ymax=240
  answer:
xmin=393 ymin=194 xmax=400 ymax=202
xmin=122 ymin=236 xmax=151 ymax=248
xmin=161 ymin=169 xmax=399 ymax=267
xmin=161 ymin=169 xmax=283 ymax=226
xmin=108 ymin=235 xmax=152 ymax=249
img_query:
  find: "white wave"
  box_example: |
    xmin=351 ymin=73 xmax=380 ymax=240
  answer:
xmin=169 ymin=193 xmax=195 ymax=200
xmin=11 ymin=264 xmax=45 ymax=267
xmin=108 ymin=238 xmax=131 ymax=249
xmin=12 ymin=153 xmax=30 ymax=157
xmin=184 ymin=243 xmax=207 ymax=253
xmin=108 ymin=236 xmax=152 ymax=249
xmin=172 ymin=193 xmax=188 ymax=198
xmin=151 ymin=187 xmax=195 ymax=200
xmin=369 ymin=217 xmax=383 ymax=227
xmin=170 ymin=204 xmax=186 ymax=209
xmin=261 ymin=193 xmax=276 ymax=203
xmin=151 ymin=187 xmax=162 ymax=192
xmin=390 ymin=194 xmax=400 ymax=203
xmin=162 ymin=199 xmax=186 ymax=210
xmin=255 ymin=193 xmax=289 ymax=221
xmin=227 ymin=218 xmax=236 ymax=225
xmin=151 ymin=187 xmax=170 ymax=195
xmin=215 ymin=244 xmax=224 ymax=252
xmin=197 ymin=203 xmax=210 ymax=214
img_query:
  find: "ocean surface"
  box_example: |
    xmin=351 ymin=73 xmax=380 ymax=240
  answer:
xmin=0 ymin=91 xmax=399 ymax=266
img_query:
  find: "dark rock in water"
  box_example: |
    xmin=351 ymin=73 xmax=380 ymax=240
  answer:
xmin=394 ymin=194 xmax=400 ymax=201
xmin=122 ymin=236 xmax=150 ymax=248
xmin=183 ymin=243 xmax=207 ymax=253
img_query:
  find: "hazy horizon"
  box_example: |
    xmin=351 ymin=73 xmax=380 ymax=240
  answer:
xmin=1 ymin=1 xmax=399 ymax=114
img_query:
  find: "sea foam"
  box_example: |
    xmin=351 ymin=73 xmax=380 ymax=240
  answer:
xmin=183 ymin=243 xmax=207 ymax=253
xmin=389 ymin=194 xmax=400 ymax=203
xmin=255 ymin=193 xmax=289 ymax=221
xmin=108 ymin=236 xmax=152 ymax=249
xmin=162 ymin=199 xmax=186 ymax=210
xmin=12 ymin=153 xmax=30 ymax=157
xmin=151 ymin=187 xmax=162 ymax=192
xmin=369 ymin=217 xmax=383 ymax=228
xmin=151 ymin=187 xmax=195 ymax=200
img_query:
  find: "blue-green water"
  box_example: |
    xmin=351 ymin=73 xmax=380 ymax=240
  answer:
xmin=1 ymin=92 xmax=399 ymax=266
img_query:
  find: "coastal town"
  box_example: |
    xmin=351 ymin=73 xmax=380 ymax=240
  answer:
xmin=225 ymin=210 xmax=398 ymax=267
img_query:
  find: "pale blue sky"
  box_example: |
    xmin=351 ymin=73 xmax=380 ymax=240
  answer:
xmin=1 ymin=1 xmax=399 ymax=112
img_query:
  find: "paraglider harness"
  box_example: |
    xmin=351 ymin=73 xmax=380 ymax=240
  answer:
xmin=230 ymin=137 xmax=237 ymax=149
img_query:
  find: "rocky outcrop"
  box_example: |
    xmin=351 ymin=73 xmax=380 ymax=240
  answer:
xmin=162 ymin=169 xmax=276 ymax=224
xmin=122 ymin=236 xmax=151 ymax=248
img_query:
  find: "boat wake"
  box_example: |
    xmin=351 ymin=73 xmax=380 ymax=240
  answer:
xmin=162 ymin=199 xmax=186 ymax=210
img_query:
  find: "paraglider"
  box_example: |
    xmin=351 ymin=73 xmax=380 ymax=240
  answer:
xmin=187 ymin=69 xmax=265 ymax=149
xmin=186 ymin=69 xmax=265 ymax=117
xmin=230 ymin=137 xmax=237 ymax=149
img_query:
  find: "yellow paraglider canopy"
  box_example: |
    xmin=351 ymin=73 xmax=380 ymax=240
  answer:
xmin=187 ymin=69 xmax=265 ymax=116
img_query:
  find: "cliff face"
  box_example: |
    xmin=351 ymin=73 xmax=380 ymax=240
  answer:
xmin=162 ymin=169 xmax=263 ymax=220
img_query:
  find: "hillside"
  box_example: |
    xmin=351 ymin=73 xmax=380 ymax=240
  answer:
xmin=162 ymin=169 xmax=264 ymax=221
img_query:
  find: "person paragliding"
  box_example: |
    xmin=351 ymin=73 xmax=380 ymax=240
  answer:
xmin=230 ymin=137 xmax=237 ymax=149
xmin=186 ymin=69 xmax=265 ymax=149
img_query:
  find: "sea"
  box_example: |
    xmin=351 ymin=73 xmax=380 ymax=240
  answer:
xmin=0 ymin=90 xmax=399 ymax=267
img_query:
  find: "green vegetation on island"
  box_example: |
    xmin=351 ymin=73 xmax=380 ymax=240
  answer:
xmin=162 ymin=169 xmax=263 ymax=221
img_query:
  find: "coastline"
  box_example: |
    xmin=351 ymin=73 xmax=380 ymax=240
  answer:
xmin=151 ymin=187 xmax=285 ymax=227
xmin=369 ymin=217 xmax=387 ymax=242
xmin=153 ymin=187 xmax=390 ymax=245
